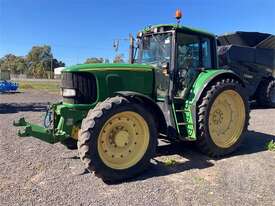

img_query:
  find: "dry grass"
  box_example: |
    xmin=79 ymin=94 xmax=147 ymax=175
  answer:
xmin=15 ymin=80 xmax=60 ymax=92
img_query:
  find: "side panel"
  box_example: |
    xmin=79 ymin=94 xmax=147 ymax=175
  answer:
xmin=88 ymin=69 xmax=154 ymax=102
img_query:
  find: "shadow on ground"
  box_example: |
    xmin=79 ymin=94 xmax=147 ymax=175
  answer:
xmin=128 ymin=130 xmax=275 ymax=183
xmin=72 ymin=130 xmax=275 ymax=184
xmin=0 ymin=102 xmax=49 ymax=114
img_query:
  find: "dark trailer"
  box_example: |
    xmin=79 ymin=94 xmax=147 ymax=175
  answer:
xmin=217 ymin=31 xmax=275 ymax=107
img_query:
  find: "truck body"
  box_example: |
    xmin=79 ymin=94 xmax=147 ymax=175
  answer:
xmin=217 ymin=32 xmax=275 ymax=105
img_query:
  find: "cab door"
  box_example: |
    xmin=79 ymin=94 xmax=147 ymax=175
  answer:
xmin=174 ymin=33 xmax=214 ymax=99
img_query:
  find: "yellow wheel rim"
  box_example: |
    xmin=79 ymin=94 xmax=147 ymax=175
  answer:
xmin=97 ymin=111 xmax=149 ymax=170
xmin=71 ymin=126 xmax=80 ymax=140
xmin=209 ymin=90 xmax=245 ymax=148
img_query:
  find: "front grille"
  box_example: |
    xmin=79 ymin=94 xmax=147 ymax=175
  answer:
xmin=61 ymin=72 xmax=97 ymax=104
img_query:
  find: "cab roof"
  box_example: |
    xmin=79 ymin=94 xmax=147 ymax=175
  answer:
xmin=142 ymin=24 xmax=215 ymax=37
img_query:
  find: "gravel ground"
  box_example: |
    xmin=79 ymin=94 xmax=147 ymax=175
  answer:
xmin=0 ymin=90 xmax=275 ymax=206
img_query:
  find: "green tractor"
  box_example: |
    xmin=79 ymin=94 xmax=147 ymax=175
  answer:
xmin=14 ymin=22 xmax=250 ymax=182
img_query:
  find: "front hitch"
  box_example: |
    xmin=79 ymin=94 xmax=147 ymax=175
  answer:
xmin=13 ymin=102 xmax=90 ymax=144
xmin=13 ymin=117 xmax=55 ymax=143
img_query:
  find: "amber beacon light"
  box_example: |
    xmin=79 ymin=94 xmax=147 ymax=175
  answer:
xmin=175 ymin=9 xmax=182 ymax=24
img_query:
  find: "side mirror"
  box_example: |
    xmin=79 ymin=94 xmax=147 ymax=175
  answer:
xmin=162 ymin=62 xmax=170 ymax=76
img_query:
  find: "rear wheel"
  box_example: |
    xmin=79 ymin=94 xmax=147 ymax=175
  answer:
xmin=78 ymin=96 xmax=157 ymax=182
xmin=256 ymin=78 xmax=275 ymax=108
xmin=196 ymin=79 xmax=249 ymax=157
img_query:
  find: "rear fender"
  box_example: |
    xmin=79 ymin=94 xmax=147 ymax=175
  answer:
xmin=185 ymin=69 xmax=244 ymax=139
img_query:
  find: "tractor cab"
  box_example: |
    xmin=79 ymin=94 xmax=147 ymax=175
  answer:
xmin=136 ymin=24 xmax=218 ymax=100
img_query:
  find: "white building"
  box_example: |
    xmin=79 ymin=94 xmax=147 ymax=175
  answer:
xmin=54 ymin=67 xmax=65 ymax=79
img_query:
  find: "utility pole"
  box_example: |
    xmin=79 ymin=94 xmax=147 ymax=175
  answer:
xmin=129 ymin=33 xmax=134 ymax=64
xmin=51 ymin=57 xmax=53 ymax=79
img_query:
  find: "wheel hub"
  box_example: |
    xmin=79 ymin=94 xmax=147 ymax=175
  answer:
xmin=212 ymin=109 xmax=223 ymax=125
xmin=114 ymin=130 xmax=129 ymax=147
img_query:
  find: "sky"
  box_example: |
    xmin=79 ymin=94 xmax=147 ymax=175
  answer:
xmin=0 ymin=0 xmax=275 ymax=66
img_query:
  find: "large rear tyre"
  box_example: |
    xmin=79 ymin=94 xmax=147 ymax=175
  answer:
xmin=196 ymin=79 xmax=249 ymax=157
xmin=256 ymin=78 xmax=275 ymax=108
xmin=78 ymin=96 xmax=157 ymax=182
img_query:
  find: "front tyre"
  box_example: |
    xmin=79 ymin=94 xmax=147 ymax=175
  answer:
xmin=78 ymin=96 xmax=157 ymax=182
xmin=196 ymin=79 xmax=249 ymax=157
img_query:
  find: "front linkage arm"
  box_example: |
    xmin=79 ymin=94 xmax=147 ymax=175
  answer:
xmin=13 ymin=103 xmax=68 ymax=144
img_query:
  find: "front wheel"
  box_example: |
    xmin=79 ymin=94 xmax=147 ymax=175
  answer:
xmin=78 ymin=96 xmax=157 ymax=182
xmin=196 ymin=79 xmax=249 ymax=157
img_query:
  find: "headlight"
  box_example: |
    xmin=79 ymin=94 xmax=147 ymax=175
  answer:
xmin=62 ymin=88 xmax=76 ymax=97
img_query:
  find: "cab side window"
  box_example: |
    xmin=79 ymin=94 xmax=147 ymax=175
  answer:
xmin=177 ymin=33 xmax=200 ymax=71
xmin=201 ymin=38 xmax=212 ymax=68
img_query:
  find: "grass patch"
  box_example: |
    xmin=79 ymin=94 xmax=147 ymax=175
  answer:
xmin=163 ymin=158 xmax=178 ymax=166
xmin=267 ymin=140 xmax=275 ymax=151
xmin=16 ymin=80 xmax=60 ymax=92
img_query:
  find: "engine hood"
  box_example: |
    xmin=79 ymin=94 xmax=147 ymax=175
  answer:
xmin=63 ymin=63 xmax=154 ymax=73
xmin=62 ymin=63 xmax=155 ymax=102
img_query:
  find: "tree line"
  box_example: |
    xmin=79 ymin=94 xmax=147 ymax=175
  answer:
xmin=0 ymin=45 xmax=65 ymax=78
xmin=0 ymin=45 xmax=125 ymax=78
xmin=84 ymin=53 xmax=124 ymax=64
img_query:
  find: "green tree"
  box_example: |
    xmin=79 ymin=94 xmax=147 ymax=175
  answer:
xmin=26 ymin=45 xmax=65 ymax=78
xmin=0 ymin=54 xmax=27 ymax=74
xmin=0 ymin=45 xmax=65 ymax=78
xmin=84 ymin=57 xmax=104 ymax=64
xmin=113 ymin=53 xmax=124 ymax=63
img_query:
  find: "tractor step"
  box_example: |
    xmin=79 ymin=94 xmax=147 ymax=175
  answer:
xmin=175 ymin=109 xmax=189 ymax=112
xmin=177 ymin=122 xmax=192 ymax=126
xmin=171 ymin=98 xmax=196 ymax=141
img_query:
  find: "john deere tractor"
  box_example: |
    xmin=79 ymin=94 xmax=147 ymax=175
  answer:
xmin=14 ymin=22 xmax=250 ymax=182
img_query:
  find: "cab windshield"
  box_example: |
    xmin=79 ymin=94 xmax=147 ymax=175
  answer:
xmin=139 ymin=33 xmax=172 ymax=65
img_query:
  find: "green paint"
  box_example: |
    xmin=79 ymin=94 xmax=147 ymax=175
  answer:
xmin=63 ymin=63 xmax=154 ymax=72
xmin=13 ymin=117 xmax=55 ymax=143
xmin=183 ymin=69 xmax=235 ymax=139
xmin=63 ymin=65 xmax=155 ymax=105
